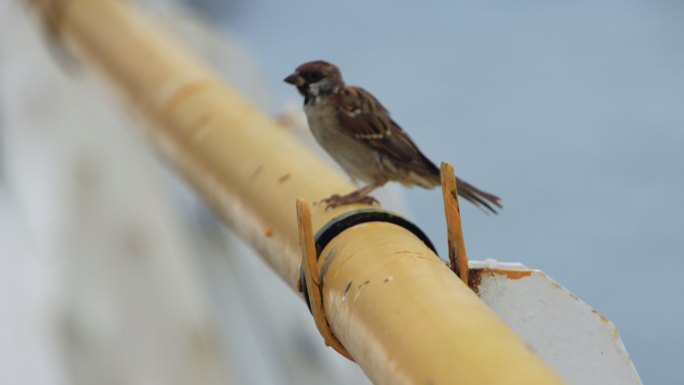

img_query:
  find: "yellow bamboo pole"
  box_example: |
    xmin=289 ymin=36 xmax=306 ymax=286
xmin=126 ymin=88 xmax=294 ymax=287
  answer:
xmin=318 ymin=223 xmax=560 ymax=384
xmin=31 ymin=0 xmax=365 ymax=288
xmin=26 ymin=1 xmax=566 ymax=384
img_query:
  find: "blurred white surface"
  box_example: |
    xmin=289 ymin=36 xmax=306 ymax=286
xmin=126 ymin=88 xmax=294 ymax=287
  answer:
xmin=473 ymin=264 xmax=642 ymax=385
xmin=0 ymin=3 xmax=372 ymax=384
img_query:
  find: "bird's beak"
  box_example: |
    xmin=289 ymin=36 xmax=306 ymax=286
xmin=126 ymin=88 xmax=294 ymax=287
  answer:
xmin=283 ymin=73 xmax=304 ymax=86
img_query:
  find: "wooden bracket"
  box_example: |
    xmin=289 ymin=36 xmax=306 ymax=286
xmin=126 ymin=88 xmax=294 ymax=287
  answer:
xmin=296 ymin=199 xmax=354 ymax=361
xmin=440 ymin=162 xmax=470 ymax=286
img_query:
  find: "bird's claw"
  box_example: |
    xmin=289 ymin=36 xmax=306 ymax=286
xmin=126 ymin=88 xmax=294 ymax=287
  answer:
xmin=321 ymin=193 xmax=379 ymax=211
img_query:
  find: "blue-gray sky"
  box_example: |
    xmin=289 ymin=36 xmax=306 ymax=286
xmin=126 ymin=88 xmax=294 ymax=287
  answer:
xmin=188 ymin=1 xmax=684 ymax=383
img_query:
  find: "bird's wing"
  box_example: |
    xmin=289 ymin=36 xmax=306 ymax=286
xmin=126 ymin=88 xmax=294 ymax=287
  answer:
xmin=333 ymin=87 xmax=502 ymax=213
xmin=333 ymin=86 xmax=429 ymax=166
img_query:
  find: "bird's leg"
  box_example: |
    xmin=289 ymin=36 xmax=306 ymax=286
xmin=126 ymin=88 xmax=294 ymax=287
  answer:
xmin=321 ymin=182 xmax=385 ymax=210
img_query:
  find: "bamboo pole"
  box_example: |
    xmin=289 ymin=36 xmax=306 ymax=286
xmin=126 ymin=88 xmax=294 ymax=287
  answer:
xmin=27 ymin=1 xmax=566 ymax=384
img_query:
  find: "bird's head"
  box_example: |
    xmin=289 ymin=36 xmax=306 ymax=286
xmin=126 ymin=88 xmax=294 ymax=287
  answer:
xmin=284 ymin=60 xmax=344 ymax=101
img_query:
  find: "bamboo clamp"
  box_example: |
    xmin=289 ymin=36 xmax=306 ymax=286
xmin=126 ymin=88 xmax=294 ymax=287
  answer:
xmin=296 ymin=199 xmax=354 ymax=361
xmin=296 ymin=202 xmax=438 ymax=361
xmin=440 ymin=162 xmax=470 ymax=286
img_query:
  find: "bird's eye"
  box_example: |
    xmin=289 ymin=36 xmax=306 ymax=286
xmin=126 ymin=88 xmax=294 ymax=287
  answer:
xmin=309 ymin=71 xmax=324 ymax=82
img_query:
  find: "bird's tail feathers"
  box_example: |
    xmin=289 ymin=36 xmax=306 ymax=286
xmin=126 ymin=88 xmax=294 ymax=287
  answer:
xmin=455 ymin=178 xmax=502 ymax=214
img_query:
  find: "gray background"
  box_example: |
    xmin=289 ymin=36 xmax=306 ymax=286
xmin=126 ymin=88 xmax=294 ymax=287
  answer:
xmin=185 ymin=1 xmax=683 ymax=383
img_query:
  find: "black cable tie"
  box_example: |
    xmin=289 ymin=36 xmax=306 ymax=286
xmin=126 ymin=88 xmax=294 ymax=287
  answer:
xmin=300 ymin=209 xmax=437 ymax=312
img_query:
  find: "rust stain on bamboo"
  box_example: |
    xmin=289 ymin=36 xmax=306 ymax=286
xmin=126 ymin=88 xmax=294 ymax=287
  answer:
xmin=394 ymin=250 xmax=425 ymax=257
xmin=249 ymin=165 xmax=264 ymax=181
xmin=342 ymin=281 xmax=352 ymax=301
xmin=189 ymin=112 xmax=212 ymax=141
xmin=278 ymin=173 xmax=292 ymax=183
xmin=352 ymin=280 xmax=371 ymax=303
xmin=160 ymin=80 xmax=214 ymax=114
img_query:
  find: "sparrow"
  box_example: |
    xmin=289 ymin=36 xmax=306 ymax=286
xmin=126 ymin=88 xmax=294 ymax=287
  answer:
xmin=284 ymin=60 xmax=502 ymax=213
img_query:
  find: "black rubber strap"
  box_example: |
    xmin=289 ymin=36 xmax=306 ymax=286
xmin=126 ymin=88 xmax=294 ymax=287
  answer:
xmin=300 ymin=209 xmax=437 ymax=311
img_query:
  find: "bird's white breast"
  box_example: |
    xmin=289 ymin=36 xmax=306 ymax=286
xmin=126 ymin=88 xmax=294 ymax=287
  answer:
xmin=303 ymin=98 xmax=382 ymax=184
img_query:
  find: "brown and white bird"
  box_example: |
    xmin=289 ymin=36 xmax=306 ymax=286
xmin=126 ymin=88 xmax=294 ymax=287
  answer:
xmin=284 ymin=60 xmax=502 ymax=213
